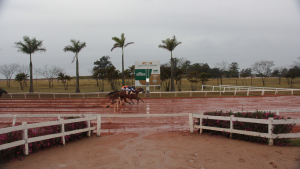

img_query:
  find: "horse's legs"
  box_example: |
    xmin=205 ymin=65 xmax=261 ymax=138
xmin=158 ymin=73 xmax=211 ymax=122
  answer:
xmin=138 ymin=97 xmax=144 ymax=103
xmin=122 ymin=97 xmax=131 ymax=105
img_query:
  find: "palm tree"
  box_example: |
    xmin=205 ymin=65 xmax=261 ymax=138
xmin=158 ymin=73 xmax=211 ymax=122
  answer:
xmin=111 ymin=33 xmax=134 ymax=86
xmin=14 ymin=36 xmax=46 ymax=92
xmin=63 ymin=39 xmax=86 ymax=93
xmin=158 ymin=35 xmax=182 ymax=91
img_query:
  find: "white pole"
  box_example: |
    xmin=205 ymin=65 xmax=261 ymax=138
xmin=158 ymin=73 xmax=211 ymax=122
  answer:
xmin=97 ymin=115 xmax=101 ymax=136
xmin=60 ymin=119 xmax=65 ymax=145
xmin=268 ymin=118 xmax=274 ymax=145
xmin=12 ymin=115 xmax=16 ymax=126
xmin=189 ymin=113 xmax=194 ymax=133
xmin=22 ymin=122 xmax=29 ymax=155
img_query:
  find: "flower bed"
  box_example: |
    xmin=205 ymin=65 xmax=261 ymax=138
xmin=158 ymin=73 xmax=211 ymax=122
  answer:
xmin=0 ymin=117 xmax=92 ymax=163
xmin=198 ymin=111 xmax=295 ymax=146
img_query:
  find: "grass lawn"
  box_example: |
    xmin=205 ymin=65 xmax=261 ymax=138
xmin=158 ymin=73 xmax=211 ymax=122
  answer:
xmin=0 ymin=77 xmax=299 ymax=98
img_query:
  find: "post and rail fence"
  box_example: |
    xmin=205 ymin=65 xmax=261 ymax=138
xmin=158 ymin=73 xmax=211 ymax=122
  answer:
xmin=1 ymin=85 xmax=300 ymax=99
xmin=0 ymin=109 xmax=300 ymax=156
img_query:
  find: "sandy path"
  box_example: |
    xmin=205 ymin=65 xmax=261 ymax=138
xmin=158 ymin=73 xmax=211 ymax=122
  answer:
xmin=1 ymin=131 xmax=300 ymax=169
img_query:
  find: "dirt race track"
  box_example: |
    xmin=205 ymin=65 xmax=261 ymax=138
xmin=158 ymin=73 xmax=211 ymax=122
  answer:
xmin=1 ymin=95 xmax=300 ymax=132
xmin=1 ymin=96 xmax=300 ymax=169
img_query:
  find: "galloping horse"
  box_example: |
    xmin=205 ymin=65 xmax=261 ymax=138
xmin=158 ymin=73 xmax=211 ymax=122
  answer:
xmin=0 ymin=88 xmax=8 ymax=98
xmin=107 ymin=88 xmax=145 ymax=105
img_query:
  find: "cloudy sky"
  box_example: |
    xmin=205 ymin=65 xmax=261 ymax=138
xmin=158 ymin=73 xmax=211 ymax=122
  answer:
xmin=0 ymin=0 xmax=300 ymax=79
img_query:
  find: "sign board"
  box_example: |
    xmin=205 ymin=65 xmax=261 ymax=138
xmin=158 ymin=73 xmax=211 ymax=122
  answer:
xmin=135 ymin=61 xmax=160 ymax=86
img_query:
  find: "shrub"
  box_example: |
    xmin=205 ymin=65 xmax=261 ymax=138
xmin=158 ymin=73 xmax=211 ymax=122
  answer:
xmin=0 ymin=117 xmax=92 ymax=163
xmin=198 ymin=111 xmax=295 ymax=146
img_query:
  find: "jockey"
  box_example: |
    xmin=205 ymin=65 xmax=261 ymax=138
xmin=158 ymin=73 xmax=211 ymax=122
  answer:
xmin=121 ymin=86 xmax=135 ymax=94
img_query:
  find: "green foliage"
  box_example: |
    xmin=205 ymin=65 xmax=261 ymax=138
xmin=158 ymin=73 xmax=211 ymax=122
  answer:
xmin=63 ymin=39 xmax=86 ymax=93
xmin=14 ymin=36 xmax=46 ymax=55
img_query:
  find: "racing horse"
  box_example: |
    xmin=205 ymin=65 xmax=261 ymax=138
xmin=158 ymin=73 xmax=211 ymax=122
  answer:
xmin=0 ymin=88 xmax=8 ymax=98
xmin=107 ymin=88 xmax=145 ymax=105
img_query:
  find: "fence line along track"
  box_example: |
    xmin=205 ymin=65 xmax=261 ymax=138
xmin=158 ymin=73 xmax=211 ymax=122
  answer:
xmin=2 ymin=85 xmax=300 ymax=99
xmin=0 ymin=109 xmax=300 ymax=156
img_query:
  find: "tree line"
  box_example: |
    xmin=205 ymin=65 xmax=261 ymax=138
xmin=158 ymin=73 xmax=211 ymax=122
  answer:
xmin=1 ymin=34 xmax=300 ymax=92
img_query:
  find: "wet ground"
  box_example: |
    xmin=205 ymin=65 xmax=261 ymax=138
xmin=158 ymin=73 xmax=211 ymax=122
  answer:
xmin=0 ymin=96 xmax=300 ymax=132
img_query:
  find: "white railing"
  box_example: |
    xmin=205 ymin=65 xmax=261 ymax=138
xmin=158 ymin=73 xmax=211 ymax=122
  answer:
xmin=202 ymin=85 xmax=300 ymax=96
xmin=0 ymin=113 xmax=188 ymax=155
xmin=1 ymin=86 xmax=300 ymax=99
xmin=0 ymin=115 xmax=99 ymax=155
xmin=1 ymin=109 xmax=299 ymax=155
xmin=189 ymin=111 xmax=300 ymax=145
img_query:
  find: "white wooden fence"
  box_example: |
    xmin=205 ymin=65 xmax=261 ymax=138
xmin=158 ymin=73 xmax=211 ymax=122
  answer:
xmin=0 ymin=110 xmax=300 ymax=156
xmin=202 ymin=85 xmax=300 ymax=96
xmin=3 ymin=85 xmax=300 ymax=99
xmin=189 ymin=110 xmax=300 ymax=145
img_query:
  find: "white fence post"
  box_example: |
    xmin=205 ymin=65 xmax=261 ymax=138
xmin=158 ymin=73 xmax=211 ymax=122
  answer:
xmin=189 ymin=113 xmax=194 ymax=134
xmin=10 ymin=94 xmax=12 ymax=99
xmin=268 ymin=118 xmax=274 ymax=146
xmin=230 ymin=115 xmax=234 ymax=139
xmin=60 ymin=119 xmax=65 ymax=145
xmin=247 ymin=88 xmax=250 ymax=96
xmin=97 ymin=115 xmax=101 ymax=136
xmin=212 ymin=86 xmax=214 ymax=91
xmin=223 ymin=87 xmax=225 ymax=93
xmin=234 ymin=88 xmax=237 ymax=96
xmin=87 ymin=117 xmax=91 ymax=137
xmin=276 ymin=110 xmax=279 ymax=116
xmin=22 ymin=122 xmax=29 ymax=155
xmin=199 ymin=114 xmax=203 ymax=134
xmin=12 ymin=115 xmax=17 ymax=126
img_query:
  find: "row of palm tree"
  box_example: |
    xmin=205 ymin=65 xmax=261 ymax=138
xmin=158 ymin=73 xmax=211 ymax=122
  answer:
xmin=14 ymin=34 xmax=181 ymax=93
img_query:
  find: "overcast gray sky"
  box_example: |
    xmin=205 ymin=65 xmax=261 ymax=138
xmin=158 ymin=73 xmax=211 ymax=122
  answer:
xmin=0 ymin=0 xmax=300 ymax=79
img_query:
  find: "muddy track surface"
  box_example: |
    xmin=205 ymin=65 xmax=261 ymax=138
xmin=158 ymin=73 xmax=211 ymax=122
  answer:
xmin=1 ymin=96 xmax=300 ymax=132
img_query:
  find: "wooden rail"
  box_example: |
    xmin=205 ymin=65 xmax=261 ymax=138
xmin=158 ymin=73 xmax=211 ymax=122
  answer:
xmin=2 ymin=86 xmax=300 ymax=99
xmin=1 ymin=109 xmax=300 ymax=155
xmin=189 ymin=111 xmax=300 ymax=145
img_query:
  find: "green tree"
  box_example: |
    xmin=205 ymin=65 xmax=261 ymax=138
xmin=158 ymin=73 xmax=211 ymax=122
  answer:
xmin=158 ymin=36 xmax=182 ymax=91
xmin=14 ymin=36 xmax=46 ymax=92
xmin=93 ymin=56 xmax=113 ymax=91
xmin=160 ymin=64 xmax=171 ymax=91
xmin=228 ymin=62 xmax=239 ymax=77
xmin=111 ymin=33 xmax=134 ymax=86
xmin=63 ymin=39 xmax=86 ymax=93
xmin=187 ymin=71 xmax=200 ymax=91
xmin=58 ymin=72 xmax=71 ymax=90
xmin=15 ymin=73 xmax=28 ymax=90
xmin=198 ymin=72 xmax=210 ymax=86
xmin=128 ymin=65 xmax=135 ymax=86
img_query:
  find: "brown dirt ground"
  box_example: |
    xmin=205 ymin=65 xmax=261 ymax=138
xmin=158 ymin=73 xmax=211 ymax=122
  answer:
xmin=1 ymin=131 xmax=300 ymax=169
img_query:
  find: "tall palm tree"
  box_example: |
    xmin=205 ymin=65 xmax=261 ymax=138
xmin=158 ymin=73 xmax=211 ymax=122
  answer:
xmin=15 ymin=36 xmax=46 ymax=92
xmin=63 ymin=39 xmax=86 ymax=93
xmin=158 ymin=35 xmax=182 ymax=91
xmin=111 ymin=33 xmax=134 ymax=86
